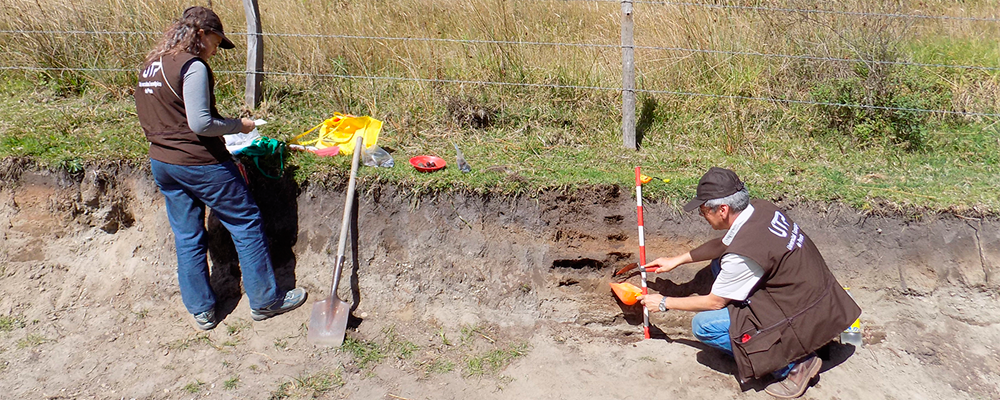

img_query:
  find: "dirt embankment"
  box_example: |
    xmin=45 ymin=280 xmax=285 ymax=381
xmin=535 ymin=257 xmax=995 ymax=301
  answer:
xmin=1 ymin=160 xmax=998 ymax=399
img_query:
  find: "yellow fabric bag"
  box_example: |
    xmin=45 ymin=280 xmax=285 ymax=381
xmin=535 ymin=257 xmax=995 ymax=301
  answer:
xmin=290 ymin=113 xmax=382 ymax=155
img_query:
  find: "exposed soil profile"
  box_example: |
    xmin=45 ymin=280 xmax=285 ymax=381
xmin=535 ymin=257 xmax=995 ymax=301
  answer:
xmin=1 ymin=160 xmax=998 ymax=399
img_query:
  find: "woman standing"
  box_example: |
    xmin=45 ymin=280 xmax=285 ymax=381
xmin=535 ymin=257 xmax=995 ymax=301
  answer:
xmin=134 ymin=6 xmax=305 ymax=330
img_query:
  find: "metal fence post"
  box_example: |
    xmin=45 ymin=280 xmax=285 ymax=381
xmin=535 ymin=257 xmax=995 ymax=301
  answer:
xmin=621 ymin=1 xmax=636 ymax=150
xmin=243 ymin=0 xmax=263 ymax=109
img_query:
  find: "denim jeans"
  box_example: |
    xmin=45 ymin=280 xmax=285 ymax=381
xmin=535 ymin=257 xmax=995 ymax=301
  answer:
xmin=151 ymin=159 xmax=278 ymax=314
xmin=691 ymin=258 xmax=794 ymax=378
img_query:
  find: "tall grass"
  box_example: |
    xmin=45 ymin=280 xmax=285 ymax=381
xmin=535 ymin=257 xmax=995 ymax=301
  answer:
xmin=0 ymin=0 xmax=998 ymax=211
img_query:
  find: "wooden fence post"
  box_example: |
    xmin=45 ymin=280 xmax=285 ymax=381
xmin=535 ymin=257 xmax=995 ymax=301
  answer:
xmin=243 ymin=0 xmax=263 ymax=109
xmin=621 ymin=1 xmax=636 ymax=150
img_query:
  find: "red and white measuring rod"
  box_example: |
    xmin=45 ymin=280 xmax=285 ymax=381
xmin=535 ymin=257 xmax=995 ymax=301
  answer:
xmin=634 ymin=166 xmax=650 ymax=339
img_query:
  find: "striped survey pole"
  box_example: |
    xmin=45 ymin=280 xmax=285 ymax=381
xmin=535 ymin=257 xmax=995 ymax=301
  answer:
xmin=634 ymin=166 xmax=650 ymax=339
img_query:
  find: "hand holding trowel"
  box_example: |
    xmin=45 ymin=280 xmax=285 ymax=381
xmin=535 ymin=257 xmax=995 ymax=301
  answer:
xmin=613 ymin=253 xmax=698 ymax=278
xmin=612 ymin=262 xmax=657 ymax=278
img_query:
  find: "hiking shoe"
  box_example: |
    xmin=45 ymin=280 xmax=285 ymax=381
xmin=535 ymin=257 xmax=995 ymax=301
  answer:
xmin=251 ymin=288 xmax=308 ymax=321
xmin=764 ymin=353 xmax=822 ymax=398
xmin=193 ymin=309 xmax=217 ymax=330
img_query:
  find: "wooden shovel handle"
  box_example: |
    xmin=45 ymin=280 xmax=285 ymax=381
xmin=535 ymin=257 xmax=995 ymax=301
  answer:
xmin=330 ymin=138 xmax=365 ymax=294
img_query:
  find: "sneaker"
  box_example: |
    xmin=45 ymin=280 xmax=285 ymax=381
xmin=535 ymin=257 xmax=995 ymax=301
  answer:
xmin=251 ymin=288 xmax=308 ymax=321
xmin=193 ymin=309 xmax=217 ymax=330
xmin=764 ymin=353 xmax=822 ymax=398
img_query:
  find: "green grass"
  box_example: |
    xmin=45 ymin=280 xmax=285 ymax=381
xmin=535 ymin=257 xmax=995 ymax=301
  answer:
xmin=437 ymin=328 xmax=453 ymax=346
xmin=223 ymin=375 xmax=240 ymax=390
xmin=269 ymin=370 xmax=344 ymax=400
xmin=131 ymin=309 xmax=149 ymax=320
xmin=0 ymin=315 xmax=25 ymax=332
xmin=464 ymin=343 xmax=529 ymax=377
xmin=340 ymin=327 xmax=419 ymax=370
xmin=225 ymin=318 xmax=252 ymax=336
xmin=167 ymin=333 xmax=216 ymax=350
xmin=426 ymin=359 xmax=455 ymax=374
xmin=1 ymin=73 xmax=996 ymax=215
xmin=183 ymin=380 xmax=205 ymax=394
xmin=340 ymin=337 xmax=387 ymax=370
xmin=16 ymin=334 xmax=48 ymax=349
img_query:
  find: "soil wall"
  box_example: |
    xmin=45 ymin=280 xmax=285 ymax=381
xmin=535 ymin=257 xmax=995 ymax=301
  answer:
xmin=1 ymin=162 xmax=998 ymax=399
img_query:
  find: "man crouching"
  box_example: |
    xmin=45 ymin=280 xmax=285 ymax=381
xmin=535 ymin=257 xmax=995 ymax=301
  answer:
xmin=638 ymin=167 xmax=861 ymax=398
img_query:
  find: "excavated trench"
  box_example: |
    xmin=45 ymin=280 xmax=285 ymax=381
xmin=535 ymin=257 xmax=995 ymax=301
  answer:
xmin=2 ymin=160 xmax=1000 ymax=398
xmin=2 ymin=162 xmax=998 ymax=327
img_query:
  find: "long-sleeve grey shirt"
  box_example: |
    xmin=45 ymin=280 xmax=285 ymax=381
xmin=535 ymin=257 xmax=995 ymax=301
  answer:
xmin=182 ymin=60 xmax=242 ymax=137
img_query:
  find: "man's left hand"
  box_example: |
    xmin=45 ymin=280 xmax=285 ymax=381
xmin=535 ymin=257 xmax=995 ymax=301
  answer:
xmin=637 ymin=293 xmax=666 ymax=312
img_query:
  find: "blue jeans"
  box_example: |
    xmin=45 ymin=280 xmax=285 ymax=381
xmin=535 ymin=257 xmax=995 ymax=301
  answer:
xmin=691 ymin=258 xmax=794 ymax=378
xmin=151 ymin=159 xmax=278 ymax=314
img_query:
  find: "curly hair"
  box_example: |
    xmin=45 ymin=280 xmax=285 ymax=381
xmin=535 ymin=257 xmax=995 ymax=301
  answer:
xmin=143 ymin=14 xmax=208 ymax=66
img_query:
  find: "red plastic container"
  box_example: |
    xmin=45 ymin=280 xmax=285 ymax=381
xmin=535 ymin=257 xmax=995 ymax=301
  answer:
xmin=409 ymin=155 xmax=446 ymax=172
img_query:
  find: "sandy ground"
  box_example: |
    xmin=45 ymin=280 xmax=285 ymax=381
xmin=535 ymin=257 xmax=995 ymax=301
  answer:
xmin=1 ymin=163 xmax=998 ymax=399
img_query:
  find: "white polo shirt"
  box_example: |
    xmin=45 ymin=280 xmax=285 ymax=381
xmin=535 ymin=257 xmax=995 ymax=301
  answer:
xmin=710 ymin=203 xmax=765 ymax=302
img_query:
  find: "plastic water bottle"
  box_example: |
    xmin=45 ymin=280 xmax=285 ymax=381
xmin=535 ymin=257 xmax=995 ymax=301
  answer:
xmin=840 ymin=287 xmax=863 ymax=347
xmin=453 ymin=143 xmax=472 ymax=173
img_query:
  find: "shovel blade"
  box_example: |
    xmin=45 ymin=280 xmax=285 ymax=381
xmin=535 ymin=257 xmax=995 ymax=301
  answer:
xmin=307 ymin=296 xmax=351 ymax=347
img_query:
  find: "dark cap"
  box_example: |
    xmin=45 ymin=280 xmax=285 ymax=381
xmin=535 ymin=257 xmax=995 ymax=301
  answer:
xmin=683 ymin=167 xmax=745 ymax=212
xmin=182 ymin=6 xmax=235 ymax=49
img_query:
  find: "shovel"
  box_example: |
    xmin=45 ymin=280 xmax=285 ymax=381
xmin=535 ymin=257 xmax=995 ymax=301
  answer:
xmin=307 ymin=138 xmax=364 ymax=346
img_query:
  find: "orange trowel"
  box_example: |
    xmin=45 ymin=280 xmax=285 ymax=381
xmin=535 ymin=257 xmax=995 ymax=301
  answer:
xmin=639 ymin=174 xmax=670 ymax=185
xmin=613 ymin=262 xmax=657 ymax=277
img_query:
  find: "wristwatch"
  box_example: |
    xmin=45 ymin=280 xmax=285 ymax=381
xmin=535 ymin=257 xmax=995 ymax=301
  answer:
xmin=658 ymin=297 xmax=668 ymax=312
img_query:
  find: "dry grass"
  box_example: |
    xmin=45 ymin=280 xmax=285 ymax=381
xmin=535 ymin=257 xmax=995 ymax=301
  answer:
xmin=2 ymin=0 xmax=995 ymax=90
xmin=2 ymin=0 xmax=997 ymax=130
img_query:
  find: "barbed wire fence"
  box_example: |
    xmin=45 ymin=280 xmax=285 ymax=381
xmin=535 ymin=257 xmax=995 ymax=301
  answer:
xmin=1 ymin=0 xmax=998 ymax=146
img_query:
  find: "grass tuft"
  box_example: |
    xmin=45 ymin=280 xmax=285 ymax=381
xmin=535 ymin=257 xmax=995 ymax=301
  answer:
xmin=183 ymin=380 xmax=204 ymax=394
xmin=223 ymin=375 xmax=240 ymax=390
xmin=269 ymin=370 xmax=344 ymax=399
xmin=464 ymin=343 xmax=529 ymax=377
xmin=0 ymin=315 xmax=26 ymax=332
xmin=16 ymin=334 xmax=49 ymax=349
xmin=341 ymin=326 xmax=420 ymax=369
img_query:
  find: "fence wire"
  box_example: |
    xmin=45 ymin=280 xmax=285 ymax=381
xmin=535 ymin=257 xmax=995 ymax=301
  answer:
xmin=547 ymin=0 xmax=1000 ymax=23
xmin=4 ymin=65 xmax=997 ymax=118
xmin=3 ymin=30 xmax=997 ymax=72
xmin=1 ymin=2 xmax=998 ymax=119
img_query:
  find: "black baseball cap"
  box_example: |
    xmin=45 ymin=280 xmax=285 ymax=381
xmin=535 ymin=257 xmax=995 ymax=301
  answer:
xmin=683 ymin=167 xmax=745 ymax=212
xmin=183 ymin=6 xmax=235 ymax=49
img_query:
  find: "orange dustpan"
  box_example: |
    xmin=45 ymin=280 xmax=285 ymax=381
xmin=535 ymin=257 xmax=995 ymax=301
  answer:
xmin=609 ymin=282 xmax=642 ymax=305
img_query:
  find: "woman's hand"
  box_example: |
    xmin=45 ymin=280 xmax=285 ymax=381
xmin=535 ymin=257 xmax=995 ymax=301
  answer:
xmin=239 ymin=118 xmax=256 ymax=133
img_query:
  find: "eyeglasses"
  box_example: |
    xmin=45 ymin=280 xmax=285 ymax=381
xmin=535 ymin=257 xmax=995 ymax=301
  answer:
xmin=698 ymin=204 xmax=716 ymax=217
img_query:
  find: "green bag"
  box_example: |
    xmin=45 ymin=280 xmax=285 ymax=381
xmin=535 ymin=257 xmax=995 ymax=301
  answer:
xmin=236 ymin=136 xmax=286 ymax=179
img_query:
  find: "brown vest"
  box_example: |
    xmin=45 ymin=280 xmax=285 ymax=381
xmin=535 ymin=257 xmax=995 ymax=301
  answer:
xmin=725 ymin=200 xmax=861 ymax=382
xmin=134 ymin=53 xmax=230 ymax=165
